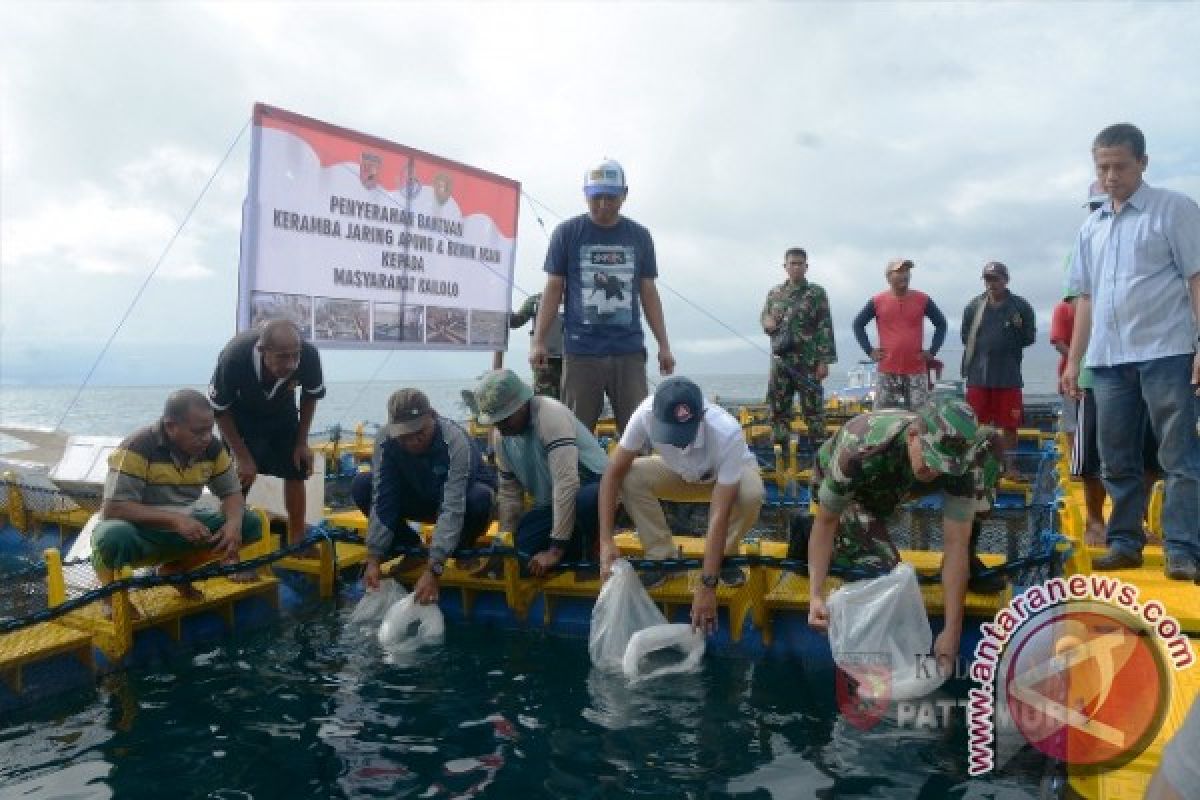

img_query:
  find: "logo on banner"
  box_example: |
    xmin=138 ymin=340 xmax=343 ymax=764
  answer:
xmin=433 ymin=172 xmax=454 ymax=206
xmin=835 ymin=653 xmax=892 ymax=731
xmin=360 ymin=152 xmax=382 ymax=190
xmin=405 ymin=176 xmax=422 ymax=199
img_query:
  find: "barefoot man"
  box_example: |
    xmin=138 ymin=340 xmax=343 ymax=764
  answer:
xmin=92 ymin=389 xmax=261 ymax=608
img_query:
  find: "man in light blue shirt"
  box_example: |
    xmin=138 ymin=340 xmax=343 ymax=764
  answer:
xmin=1063 ymin=123 xmax=1200 ymax=580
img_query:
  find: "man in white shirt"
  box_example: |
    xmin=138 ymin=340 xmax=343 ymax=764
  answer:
xmin=597 ymin=376 xmax=764 ymax=634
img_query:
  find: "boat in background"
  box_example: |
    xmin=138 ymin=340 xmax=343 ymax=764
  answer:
xmin=828 ymin=360 xmax=877 ymax=408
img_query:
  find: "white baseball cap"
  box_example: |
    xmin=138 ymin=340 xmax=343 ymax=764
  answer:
xmin=583 ymin=159 xmax=627 ymax=197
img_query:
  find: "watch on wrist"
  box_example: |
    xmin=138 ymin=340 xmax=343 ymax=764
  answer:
xmin=700 ymin=573 xmax=719 ymax=589
xmin=429 ymin=560 xmax=445 ymax=577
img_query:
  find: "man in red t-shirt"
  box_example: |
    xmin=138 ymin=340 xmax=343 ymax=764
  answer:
xmin=852 ymin=258 xmax=948 ymax=410
xmin=1049 ymin=291 xmax=1078 ymax=450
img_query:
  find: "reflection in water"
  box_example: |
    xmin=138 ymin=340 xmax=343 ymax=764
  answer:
xmin=0 ymin=606 xmax=1047 ymax=798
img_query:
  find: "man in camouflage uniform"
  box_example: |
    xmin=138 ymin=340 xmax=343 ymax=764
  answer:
xmin=761 ymin=248 xmax=836 ymax=465
xmin=509 ymin=292 xmax=562 ymax=398
xmin=805 ymin=399 xmax=1003 ymax=671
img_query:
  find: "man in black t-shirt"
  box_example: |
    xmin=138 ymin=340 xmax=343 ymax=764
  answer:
xmin=209 ymin=319 xmax=326 ymax=551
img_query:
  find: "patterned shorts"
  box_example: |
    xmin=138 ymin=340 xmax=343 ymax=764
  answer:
xmin=875 ymin=372 xmax=932 ymax=411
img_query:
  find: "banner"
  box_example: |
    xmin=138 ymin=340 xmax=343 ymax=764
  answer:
xmin=238 ymin=103 xmax=520 ymax=350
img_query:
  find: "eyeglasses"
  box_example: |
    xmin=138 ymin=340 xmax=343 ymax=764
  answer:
xmin=983 ymin=275 xmax=1005 ymax=283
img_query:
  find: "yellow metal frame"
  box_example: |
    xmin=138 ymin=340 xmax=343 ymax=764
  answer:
xmin=45 ymin=509 xmax=281 ymax=661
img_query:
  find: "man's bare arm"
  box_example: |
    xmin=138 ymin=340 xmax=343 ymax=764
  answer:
xmin=639 ymin=277 xmax=674 ymax=375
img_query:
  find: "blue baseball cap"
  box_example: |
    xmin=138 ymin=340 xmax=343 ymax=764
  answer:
xmin=651 ymin=377 xmax=705 ymax=448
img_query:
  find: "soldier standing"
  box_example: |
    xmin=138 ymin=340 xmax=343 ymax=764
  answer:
xmin=760 ymin=247 xmax=837 ymax=466
xmin=509 ymin=292 xmax=563 ymax=399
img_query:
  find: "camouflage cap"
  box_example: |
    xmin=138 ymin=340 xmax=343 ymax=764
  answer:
xmin=914 ymin=399 xmax=980 ymax=476
xmin=384 ymin=388 xmax=432 ymax=436
xmin=474 ymin=369 xmax=533 ymax=425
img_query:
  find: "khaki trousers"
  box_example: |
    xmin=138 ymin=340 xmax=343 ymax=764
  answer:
xmin=621 ymin=455 xmax=765 ymax=560
xmin=561 ymin=351 xmax=648 ymax=434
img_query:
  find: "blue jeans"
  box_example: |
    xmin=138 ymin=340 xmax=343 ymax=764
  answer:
xmin=514 ymin=481 xmax=600 ymax=563
xmin=1092 ymin=354 xmax=1200 ymax=558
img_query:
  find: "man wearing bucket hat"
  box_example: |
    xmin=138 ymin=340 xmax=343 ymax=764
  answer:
xmin=805 ymin=399 xmax=1003 ymax=671
xmin=354 ymin=389 xmax=495 ymax=604
xmin=475 ymin=369 xmax=609 ymax=577
xmin=852 ymin=258 xmax=948 ymax=410
xmin=529 ymin=158 xmax=674 ymax=435
xmin=597 ymin=376 xmax=765 ymax=633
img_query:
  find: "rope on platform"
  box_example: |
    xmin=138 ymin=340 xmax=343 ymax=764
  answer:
xmin=1 ymin=521 xmax=1065 ymax=637
xmin=317 ymin=526 xmax=1064 ymax=587
xmin=0 ymin=534 xmax=327 ymax=636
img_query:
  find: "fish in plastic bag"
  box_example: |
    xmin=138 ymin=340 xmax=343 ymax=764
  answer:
xmin=622 ymin=623 xmax=705 ymax=683
xmin=378 ymin=594 xmax=445 ymax=654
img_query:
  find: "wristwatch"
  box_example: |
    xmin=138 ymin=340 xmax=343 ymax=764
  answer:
xmin=429 ymin=560 xmax=445 ymax=577
xmin=700 ymin=573 xmax=719 ymax=589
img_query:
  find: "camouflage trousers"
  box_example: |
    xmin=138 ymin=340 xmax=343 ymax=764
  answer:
xmin=832 ymin=505 xmax=901 ymax=573
xmin=768 ymin=355 xmax=825 ymax=447
xmin=533 ymin=357 xmax=563 ymax=400
xmin=875 ymin=372 xmax=931 ymax=411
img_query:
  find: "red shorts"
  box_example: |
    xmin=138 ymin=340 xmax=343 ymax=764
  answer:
xmin=966 ymin=386 xmax=1023 ymax=430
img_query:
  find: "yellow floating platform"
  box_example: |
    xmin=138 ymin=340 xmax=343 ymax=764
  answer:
xmin=377 ymin=532 xmax=1014 ymax=646
xmin=58 ymin=573 xmax=280 ymax=660
xmin=1069 ymin=658 xmax=1200 ymax=799
xmin=0 ymin=622 xmax=94 ymax=692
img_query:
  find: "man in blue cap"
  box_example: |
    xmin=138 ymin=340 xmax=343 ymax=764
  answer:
xmin=529 ymin=158 xmax=675 ymax=435
xmin=597 ymin=376 xmax=764 ymax=635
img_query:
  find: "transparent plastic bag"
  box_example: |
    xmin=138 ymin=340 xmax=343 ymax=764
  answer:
xmin=589 ymin=559 xmax=667 ymax=671
xmin=378 ymin=594 xmax=445 ymax=653
xmin=349 ymin=578 xmax=406 ymax=627
xmin=622 ymin=623 xmax=705 ymax=683
xmin=828 ymin=562 xmax=945 ymax=700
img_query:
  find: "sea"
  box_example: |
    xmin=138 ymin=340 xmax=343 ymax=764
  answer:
xmin=0 ymin=379 xmax=1053 ymax=799
xmin=0 ymin=374 xmax=1061 ymax=442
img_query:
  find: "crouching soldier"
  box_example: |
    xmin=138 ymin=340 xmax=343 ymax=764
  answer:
xmin=805 ymin=400 xmax=1003 ymax=671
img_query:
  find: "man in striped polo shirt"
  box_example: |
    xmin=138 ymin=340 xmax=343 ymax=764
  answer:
xmin=92 ymin=389 xmax=262 ymax=604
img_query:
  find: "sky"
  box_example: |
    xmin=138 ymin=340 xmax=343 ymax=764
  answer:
xmin=2 ymin=2 xmax=1199 ymax=394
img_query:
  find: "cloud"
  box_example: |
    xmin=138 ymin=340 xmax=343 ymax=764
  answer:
xmin=1 ymin=1 xmax=1199 ymax=394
